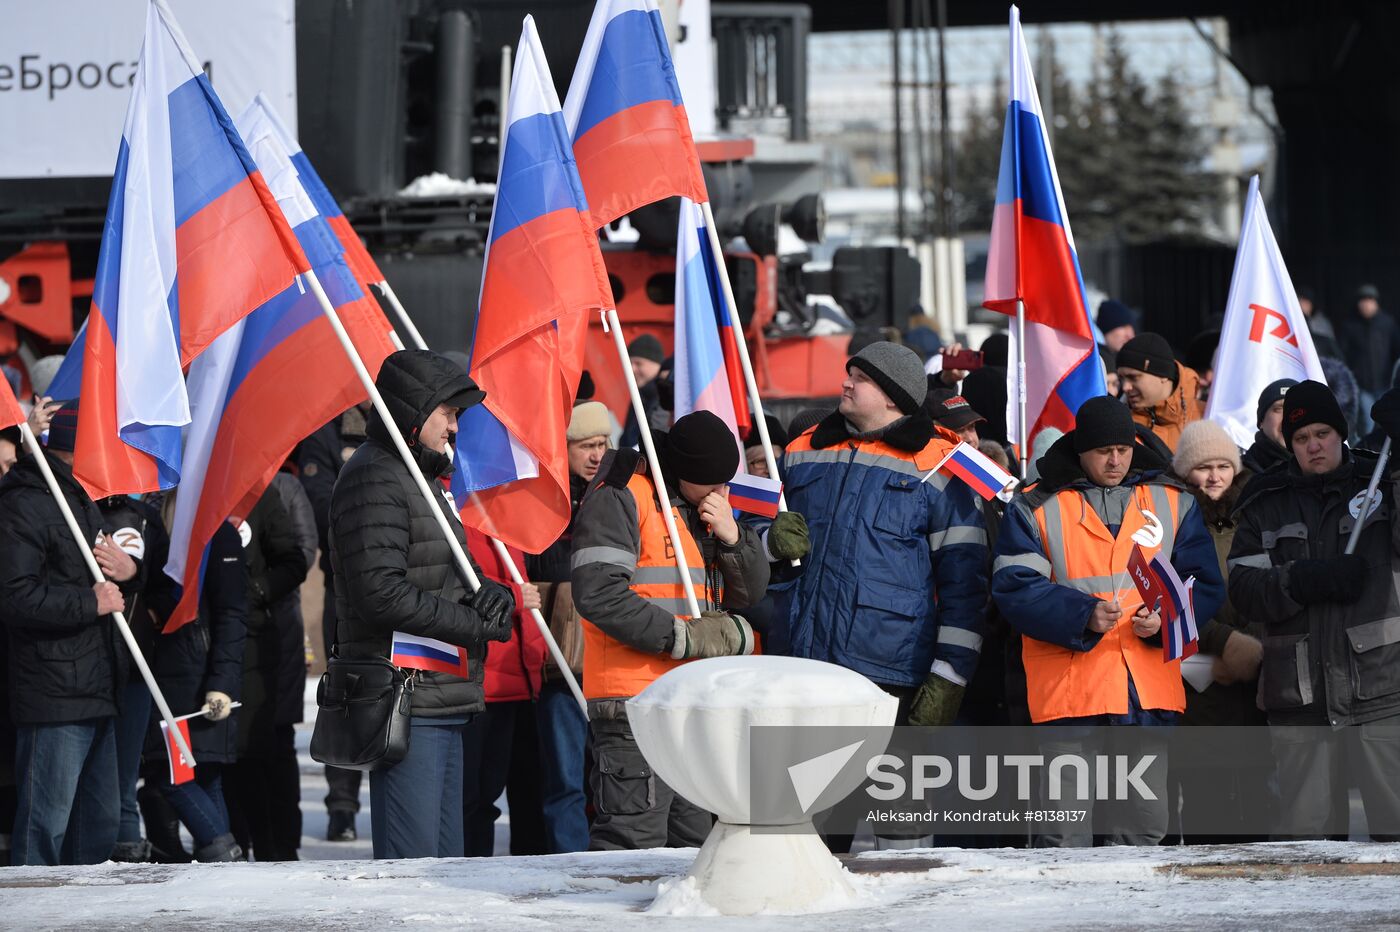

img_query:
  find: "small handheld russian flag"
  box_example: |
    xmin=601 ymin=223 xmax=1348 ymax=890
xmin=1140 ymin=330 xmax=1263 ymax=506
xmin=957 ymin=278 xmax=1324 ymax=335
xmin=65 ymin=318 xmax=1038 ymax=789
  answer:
xmin=1126 ymin=544 xmax=1199 ymax=662
xmin=931 ymin=442 xmax=1018 ymax=502
xmin=391 ymin=632 xmax=471 ymax=678
xmin=160 ymin=719 xmax=195 ymax=786
xmin=729 ymin=473 xmax=783 ymax=518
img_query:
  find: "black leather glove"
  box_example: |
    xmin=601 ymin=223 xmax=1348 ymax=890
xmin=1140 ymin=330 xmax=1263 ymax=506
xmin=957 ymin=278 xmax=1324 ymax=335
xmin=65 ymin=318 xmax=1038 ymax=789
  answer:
xmin=465 ymin=583 xmax=515 ymax=641
xmin=1287 ymin=555 xmax=1367 ymax=605
xmin=1371 ymin=388 xmax=1400 ymax=443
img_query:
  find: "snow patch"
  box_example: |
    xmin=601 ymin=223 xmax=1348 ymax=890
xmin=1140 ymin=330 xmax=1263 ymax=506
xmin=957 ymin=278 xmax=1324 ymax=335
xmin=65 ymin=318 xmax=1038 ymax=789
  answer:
xmin=398 ymin=172 xmax=496 ymax=197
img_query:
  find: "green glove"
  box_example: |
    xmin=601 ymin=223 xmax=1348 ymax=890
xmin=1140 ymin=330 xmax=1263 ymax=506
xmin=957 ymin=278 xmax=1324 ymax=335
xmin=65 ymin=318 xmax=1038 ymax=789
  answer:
xmin=767 ymin=511 xmax=810 ymax=560
xmin=907 ymin=674 xmax=965 ymax=727
xmin=671 ymin=611 xmax=756 ymax=659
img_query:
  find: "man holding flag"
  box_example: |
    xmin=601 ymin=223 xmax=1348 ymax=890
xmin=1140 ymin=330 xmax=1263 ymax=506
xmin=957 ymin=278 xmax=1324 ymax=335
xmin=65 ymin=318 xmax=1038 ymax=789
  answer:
xmin=571 ymin=410 xmax=769 ymax=851
xmin=0 ymin=405 xmax=142 ymax=865
xmin=779 ymin=342 xmax=989 ymax=748
xmin=993 ymin=396 xmax=1222 ymax=846
xmin=329 ymin=350 xmax=516 ymax=859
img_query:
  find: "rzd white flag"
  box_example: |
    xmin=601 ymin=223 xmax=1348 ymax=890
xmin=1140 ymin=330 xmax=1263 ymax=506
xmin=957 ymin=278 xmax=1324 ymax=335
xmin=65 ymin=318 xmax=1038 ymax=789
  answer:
xmin=1206 ymin=175 xmax=1326 ymax=448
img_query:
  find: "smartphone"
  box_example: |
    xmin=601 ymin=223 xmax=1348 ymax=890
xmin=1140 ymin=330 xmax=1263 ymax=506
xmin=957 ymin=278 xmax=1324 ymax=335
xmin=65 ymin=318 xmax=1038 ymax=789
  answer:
xmin=942 ymin=349 xmax=984 ymax=372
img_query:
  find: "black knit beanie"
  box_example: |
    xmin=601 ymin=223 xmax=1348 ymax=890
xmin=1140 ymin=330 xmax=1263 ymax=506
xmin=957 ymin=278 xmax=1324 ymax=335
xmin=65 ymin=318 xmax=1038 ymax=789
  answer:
xmin=1116 ymin=333 xmax=1178 ymax=385
xmin=1256 ymin=378 xmax=1298 ymax=426
xmin=1281 ymin=380 xmax=1347 ymax=445
xmin=1072 ymin=396 xmax=1137 ymax=453
xmin=666 ymin=411 xmax=741 ymax=484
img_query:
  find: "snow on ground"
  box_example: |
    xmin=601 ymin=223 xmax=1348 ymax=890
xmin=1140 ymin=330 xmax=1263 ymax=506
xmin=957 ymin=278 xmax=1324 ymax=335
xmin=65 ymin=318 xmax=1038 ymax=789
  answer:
xmin=7 ymin=681 xmax=1400 ymax=928
xmin=4 ymin=841 xmax=1400 ymax=930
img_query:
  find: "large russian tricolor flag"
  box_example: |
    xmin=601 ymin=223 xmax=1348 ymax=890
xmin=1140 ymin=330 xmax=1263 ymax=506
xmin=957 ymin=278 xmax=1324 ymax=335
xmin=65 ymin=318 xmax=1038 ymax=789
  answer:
xmin=563 ymin=0 xmax=709 ymax=228
xmin=453 ymin=16 xmax=613 ymax=554
xmin=673 ymin=197 xmax=745 ymax=445
xmin=248 ymin=92 xmax=391 ymax=296
xmin=73 ymin=0 xmax=308 ymax=499
xmin=161 ymin=98 xmax=397 ymax=631
xmin=983 ymin=5 xmax=1105 ymax=448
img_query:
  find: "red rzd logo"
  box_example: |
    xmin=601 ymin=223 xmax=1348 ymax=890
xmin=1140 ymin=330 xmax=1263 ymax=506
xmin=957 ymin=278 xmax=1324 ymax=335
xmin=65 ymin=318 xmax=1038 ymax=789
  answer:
xmin=1247 ymin=303 xmax=1299 ymax=348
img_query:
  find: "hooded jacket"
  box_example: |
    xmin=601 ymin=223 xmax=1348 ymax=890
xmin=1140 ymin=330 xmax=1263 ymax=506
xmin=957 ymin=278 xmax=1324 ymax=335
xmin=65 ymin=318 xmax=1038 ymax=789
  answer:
xmin=1130 ymin=361 xmax=1204 ymax=453
xmin=0 ymin=454 xmax=143 ymax=725
xmin=328 ymin=351 xmax=509 ymax=719
xmin=1228 ymin=447 xmax=1400 ymax=726
xmin=777 ymin=410 xmax=989 ymax=689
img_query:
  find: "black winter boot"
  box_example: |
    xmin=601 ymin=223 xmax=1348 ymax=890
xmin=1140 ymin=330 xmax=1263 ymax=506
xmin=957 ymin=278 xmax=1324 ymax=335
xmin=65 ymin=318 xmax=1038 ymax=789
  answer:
xmin=138 ymin=784 xmax=192 ymax=864
xmin=193 ymin=833 xmax=244 ymax=863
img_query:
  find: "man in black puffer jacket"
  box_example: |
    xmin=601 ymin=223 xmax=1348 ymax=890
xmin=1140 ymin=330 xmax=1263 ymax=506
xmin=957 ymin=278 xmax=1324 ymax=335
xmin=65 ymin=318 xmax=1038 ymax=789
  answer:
xmin=329 ymin=350 xmax=514 ymax=859
xmin=0 ymin=409 xmax=142 ymax=865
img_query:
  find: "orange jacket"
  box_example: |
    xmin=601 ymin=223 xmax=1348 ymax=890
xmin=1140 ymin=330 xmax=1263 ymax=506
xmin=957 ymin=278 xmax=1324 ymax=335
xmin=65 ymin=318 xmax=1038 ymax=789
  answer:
xmin=1021 ymin=483 xmax=1187 ymax=722
xmin=1130 ymin=362 xmax=1203 ymax=452
xmin=581 ymin=471 xmax=723 ymax=700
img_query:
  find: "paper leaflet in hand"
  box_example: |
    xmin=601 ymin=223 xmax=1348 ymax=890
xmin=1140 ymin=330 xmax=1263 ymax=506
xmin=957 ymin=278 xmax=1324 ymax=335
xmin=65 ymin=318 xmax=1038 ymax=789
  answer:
xmin=1126 ymin=543 xmax=1199 ymax=662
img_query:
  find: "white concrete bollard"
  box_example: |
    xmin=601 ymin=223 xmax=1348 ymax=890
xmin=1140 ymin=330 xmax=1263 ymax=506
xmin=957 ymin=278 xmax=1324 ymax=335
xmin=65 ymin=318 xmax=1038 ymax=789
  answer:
xmin=626 ymin=656 xmax=899 ymax=916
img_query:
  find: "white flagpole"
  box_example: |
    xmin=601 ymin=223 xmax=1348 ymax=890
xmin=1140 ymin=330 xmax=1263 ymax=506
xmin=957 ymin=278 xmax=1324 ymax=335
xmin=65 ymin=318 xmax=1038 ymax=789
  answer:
xmin=374 ymin=280 xmax=430 ymax=357
xmin=1016 ymin=298 xmax=1028 ymax=476
xmin=365 ymin=283 xmax=588 ymax=716
xmin=16 ymin=422 xmax=196 ymax=767
xmin=301 ymin=269 xmax=494 ymax=637
xmin=603 ymin=308 xmax=704 ymax=620
xmin=697 ymin=200 xmax=800 ymax=567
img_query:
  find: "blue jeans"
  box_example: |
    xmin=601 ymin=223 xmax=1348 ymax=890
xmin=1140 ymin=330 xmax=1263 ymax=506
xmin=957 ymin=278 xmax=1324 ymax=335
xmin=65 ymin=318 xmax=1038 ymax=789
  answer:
xmin=157 ymin=764 xmax=229 ymax=849
xmin=115 ymin=678 xmax=152 ymax=844
xmin=536 ymin=680 xmax=590 ymax=853
xmin=13 ymin=718 xmax=120 ymax=866
xmin=370 ymin=719 xmax=466 ymax=859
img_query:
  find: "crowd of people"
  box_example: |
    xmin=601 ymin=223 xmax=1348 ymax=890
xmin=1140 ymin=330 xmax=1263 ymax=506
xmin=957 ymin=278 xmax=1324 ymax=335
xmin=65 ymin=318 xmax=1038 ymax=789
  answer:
xmin=3 ymin=285 xmax=1400 ymax=866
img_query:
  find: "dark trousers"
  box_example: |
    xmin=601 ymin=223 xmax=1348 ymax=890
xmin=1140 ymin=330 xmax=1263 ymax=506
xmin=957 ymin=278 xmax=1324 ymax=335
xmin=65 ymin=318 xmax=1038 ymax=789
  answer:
xmin=114 ymin=677 xmax=152 ymax=845
xmin=12 ymin=718 xmax=120 ymax=865
xmin=461 ymin=701 xmax=546 ymax=856
xmin=226 ymin=725 xmax=301 ymax=860
xmin=536 ymin=680 xmax=590 ymax=853
xmin=587 ymin=716 xmax=711 ymax=851
xmin=370 ymin=720 xmax=466 ymax=859
xmin=155 ymin=763 xmax=229 ymax=850
xmin=321 ymin=577 xmax=363 ymax=815
xmin=1271 ymin=721 xmax=1400 ymax=841
xmin=1034 ymin=725 xmax=1170 ymax=847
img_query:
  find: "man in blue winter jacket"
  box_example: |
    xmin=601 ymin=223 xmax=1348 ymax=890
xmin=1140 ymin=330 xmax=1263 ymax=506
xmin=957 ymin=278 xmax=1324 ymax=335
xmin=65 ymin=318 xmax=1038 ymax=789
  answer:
xmin=776 ymin=341 xmax=990 ymax=727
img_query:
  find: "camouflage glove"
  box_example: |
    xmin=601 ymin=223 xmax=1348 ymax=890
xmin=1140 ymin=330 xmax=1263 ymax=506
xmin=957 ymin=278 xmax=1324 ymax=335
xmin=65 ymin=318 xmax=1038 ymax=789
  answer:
xmin=907 ymin=674 xmax=965 ymax=727
xmin=766 ymin=511 xmax=810 ymax=561
xmin=671 ymin=611 xmax=756 ymax=659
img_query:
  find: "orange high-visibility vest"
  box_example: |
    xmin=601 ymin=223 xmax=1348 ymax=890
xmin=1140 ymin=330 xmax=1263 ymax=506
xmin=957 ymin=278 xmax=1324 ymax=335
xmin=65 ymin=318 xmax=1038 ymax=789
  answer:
xmin=1023 ymin=482 xmax=1186 ymax=723
xmin=582 ymin=472 xmax=725 ymax=699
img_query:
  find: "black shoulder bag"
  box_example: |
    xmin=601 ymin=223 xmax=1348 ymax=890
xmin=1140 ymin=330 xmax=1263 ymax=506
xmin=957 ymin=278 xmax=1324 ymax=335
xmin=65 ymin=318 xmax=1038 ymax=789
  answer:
xmin=309 ymin=654 xmax=414 ymax=772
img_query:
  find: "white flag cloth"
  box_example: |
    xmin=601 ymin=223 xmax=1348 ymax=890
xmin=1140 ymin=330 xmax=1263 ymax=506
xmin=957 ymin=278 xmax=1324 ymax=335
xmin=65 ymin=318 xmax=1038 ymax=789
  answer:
xmin=1205 ymin=175 xmax=1327 ymax=448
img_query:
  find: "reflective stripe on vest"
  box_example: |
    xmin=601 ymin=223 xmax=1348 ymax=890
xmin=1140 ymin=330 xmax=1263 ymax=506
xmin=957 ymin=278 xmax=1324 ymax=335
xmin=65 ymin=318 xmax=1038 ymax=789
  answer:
xmin=582 ymin=473 xmax=731 ymax=699
xmin=1023 ymin=483 xmax=1186 ymax=723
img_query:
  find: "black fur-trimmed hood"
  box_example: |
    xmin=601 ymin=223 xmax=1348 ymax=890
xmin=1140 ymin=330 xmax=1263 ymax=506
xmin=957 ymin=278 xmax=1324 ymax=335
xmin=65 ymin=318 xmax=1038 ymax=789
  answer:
xmin=808 ymin=409 xmax=939 ymax=453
